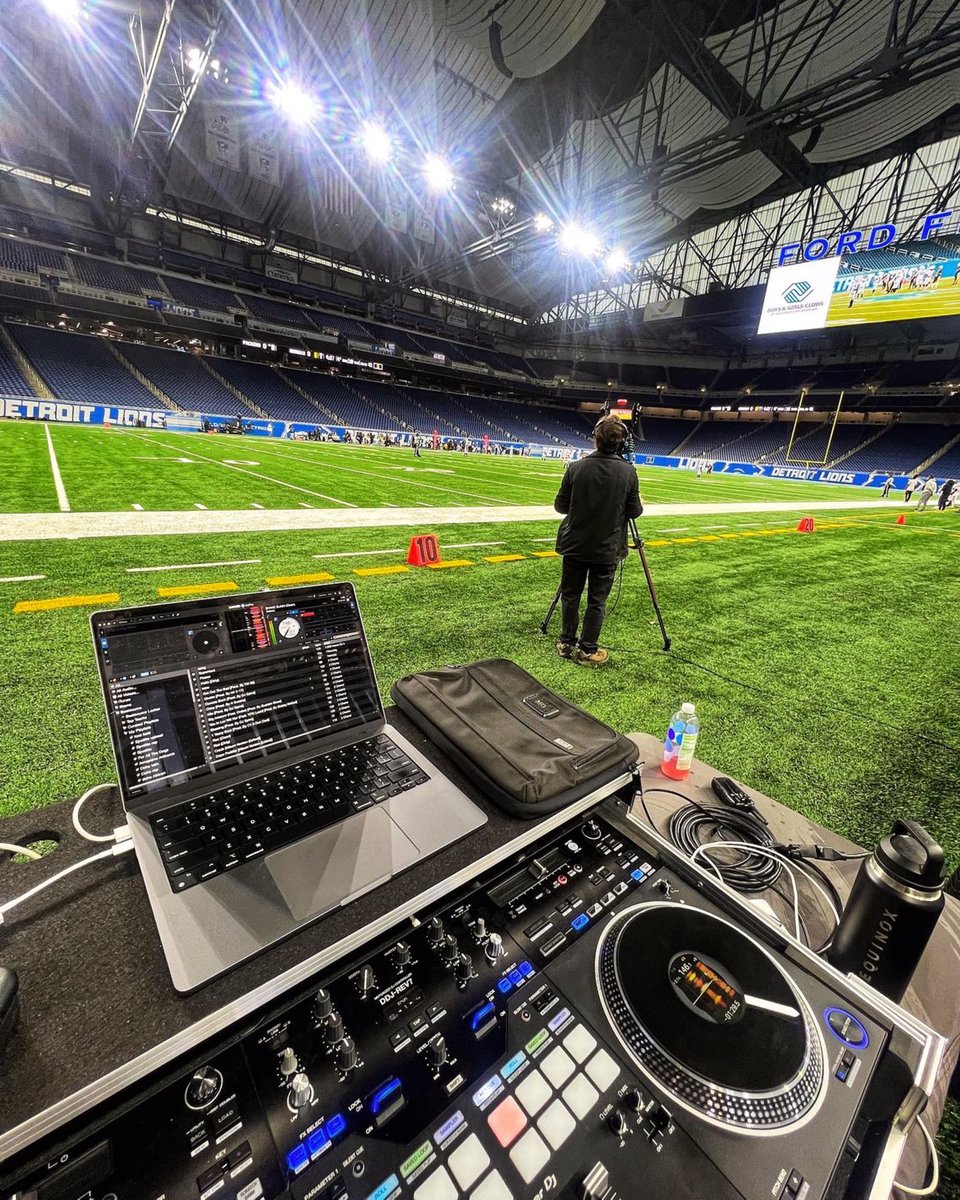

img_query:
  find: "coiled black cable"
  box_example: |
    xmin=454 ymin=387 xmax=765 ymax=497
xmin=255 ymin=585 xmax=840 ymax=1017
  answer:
xmin=667 ymin=802 xmax=782 ymax=892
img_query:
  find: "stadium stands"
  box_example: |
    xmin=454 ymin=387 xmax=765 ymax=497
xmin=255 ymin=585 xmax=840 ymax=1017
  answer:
xmin=163 ymin=276 xmax=240 ymax=313
xmin=9 ymin=326 xmax=164 ymax=408
xmin=764 ymin=423 xmax=873 ymax=465
xmin=634 ymin=416 xmax=698 ymax=455
xmin=0 ymin=336 xmax=33 ymax=396
xmin=69 ymin=257 xmax=160 ymax=296
xmin=0 ymin=239 xmax=65 ymax=274
xmin=241 ymin=294 xmax=316 ymax=331
xmin=119 ymin=342 xmax=244 ymax=415
xmin=310 ymin=312 xmax=375 ymax=340
xmin=840 ymin=423 xmax=955 ymax=473
xmin=278 ymin=369 xmax=392 ymax=429
xmin=212 ymin=359 xmax=323 ymax=422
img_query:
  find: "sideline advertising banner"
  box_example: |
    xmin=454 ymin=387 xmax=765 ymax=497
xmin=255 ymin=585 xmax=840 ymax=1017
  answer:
xmin=635 ymin=451 xmax=916 ymax=488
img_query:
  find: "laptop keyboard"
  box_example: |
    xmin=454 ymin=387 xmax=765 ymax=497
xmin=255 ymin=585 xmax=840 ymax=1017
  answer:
xmin=150 ymin=735 xmax=430 ymax=893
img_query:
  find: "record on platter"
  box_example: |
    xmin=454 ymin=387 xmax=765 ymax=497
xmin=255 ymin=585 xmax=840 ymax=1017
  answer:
xmin=596 ymin=903 xmax=825 ymax=1132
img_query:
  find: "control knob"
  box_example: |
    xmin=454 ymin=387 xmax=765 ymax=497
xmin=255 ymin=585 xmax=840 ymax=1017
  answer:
xmin=184 ymin=1066 xmax=222 ymax=1109
xmin=336 ymin=1036 xmax=358 ymax=1074
xmin=581 ymin=820 xmax=602 ymax=841
xmin=454 ymin=952 xmax=472 ymax=986
xmin=473 ymin=916 xmax=487 ymax=939
xmin=484 ymin=933 xmax=504 ymax=964
xmin=279 ymin=1047 xmax=299 ymax=1077
xmin=623 ymin=1086 xmax=644 ymax=1114
xmin=394 ymin=940 xmax=412 ymax=968
xmin=427 ymin=1035 xmax=448 ymax=1068
xmin=289 ymin=1071 xmax=313 ymax=1109
xmin=608 ymin=1109 xmax=628 ymax=1138
xmin=359 ymin=964 xmax=376 ymax=996
xmin=441 ymin=933 xmax=459 ymax=963
xmin=581 ymin=1162 xmax=610 ymax=1200
xmin=324 ymin=1012 xmax=345 ymax=1045
xmin=426 ymin=916 xmax=444 ymax=944
xmin=313 ymin=987 xmax=333 ymax=1020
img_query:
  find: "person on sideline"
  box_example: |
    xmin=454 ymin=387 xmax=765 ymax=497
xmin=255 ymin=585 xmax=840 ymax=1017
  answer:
xmin=905 ymin=475 xmax=920 ymax=502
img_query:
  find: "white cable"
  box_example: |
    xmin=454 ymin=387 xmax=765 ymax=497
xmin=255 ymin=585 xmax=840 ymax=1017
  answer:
xmin=0 ymin=841 xmax=135 ymax=926
xmin=894 ymin=1118 xmax=939 ymax=1196
xmin=691 ymin=841 xmax=802 ymax=941
xmin=72 ymin=782 xmax=129 ymax=844
xmin=0 ymin=842 xmax=41 ymax=861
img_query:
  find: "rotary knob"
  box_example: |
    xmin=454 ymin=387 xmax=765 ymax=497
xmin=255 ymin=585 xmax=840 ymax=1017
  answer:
xmin=427 ymin=1035 xmax=448 ymax=1068
xmin=313 ymin=987 xmax=333 ymax=1020
xmin=336 ymin=1036 xmax=358 ymax=1074
xmin=473 ymin=917 xmax=487 ymax=939
xmin=426 ymin=916 xmax=444 ymax=944
xmin=623 ymin=1086 xmax=644 ymax=1114
xmin=279 ymin=1047 xmax=299 ymax=1077
xmin=184 ymin=1066 xmax=222 ymax=1110
xmin=324 ymin=1012 xmax=345 ymax=1045
xmin=483 ymin=933 xmax=504 ymax=964
xmin=289 ymin=1071 xmax=313 ymax=1109
xmin=454 ymin=952 xmax=472 ymax=986
xmin=441 ymin=933 xmax=458 ymax=963
xmin=359 ymin=964 xmax=376 ymax=996
xmin=607 ymin=1109 xmax=628 ymax=1138
xmin=394 ymin=940 xmax=412 ymax=968
xmin=582 ymin=820 xmax=602 ymax=841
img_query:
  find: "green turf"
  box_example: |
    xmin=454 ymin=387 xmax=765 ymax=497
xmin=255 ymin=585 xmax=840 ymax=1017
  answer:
xmin=0 ymin=421 xmax=898 ymax=512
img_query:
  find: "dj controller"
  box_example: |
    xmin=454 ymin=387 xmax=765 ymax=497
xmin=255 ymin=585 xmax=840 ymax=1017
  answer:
xmin=2 ymin=798 xmax=941 ymax=1200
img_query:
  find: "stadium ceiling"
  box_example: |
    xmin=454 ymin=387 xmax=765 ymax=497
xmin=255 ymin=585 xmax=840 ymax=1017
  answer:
xmin=2 ymin=0 xmax=960 ymax=318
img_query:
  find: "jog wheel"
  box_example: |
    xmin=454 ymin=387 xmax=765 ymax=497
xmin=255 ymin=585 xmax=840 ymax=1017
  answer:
xmin=191 ymin=627 xmax=221 ymax=655
xmin=596 ymin=903 xmax=825 ymax=1133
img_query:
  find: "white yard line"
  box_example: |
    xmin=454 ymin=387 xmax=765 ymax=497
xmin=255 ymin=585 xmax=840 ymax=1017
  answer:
xmin=44 ymin=424 xmax=70 ymax=512
xmin=445 ymin=541 xmax=506 ymax=548
xmin=0 ymin=574 xmax=46 ymax=582
xmin=132 ymin=503 xmax=144 ymax=511
xmin=299 ymin=502 xmax=315 ymax=508
xmin=250 ymin=502 xmax=264 ymax=509
xmin=126 ymin=559 xmax=262 ymax=573
xmin=0 ymin=499 xmax=906 ymax=543
xmin=313 ymin=548 xmax=404 ymax=560
xmin=194 ymin=503 xmax=207 ymax=510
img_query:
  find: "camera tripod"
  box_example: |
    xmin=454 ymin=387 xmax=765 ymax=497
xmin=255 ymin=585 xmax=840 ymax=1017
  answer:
xmin=538 ymin=518 xmax=672 ymax=652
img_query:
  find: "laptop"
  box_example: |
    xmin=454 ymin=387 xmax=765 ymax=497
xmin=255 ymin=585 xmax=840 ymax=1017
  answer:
xmin=91 ymin=582 xmax=486 ymax=992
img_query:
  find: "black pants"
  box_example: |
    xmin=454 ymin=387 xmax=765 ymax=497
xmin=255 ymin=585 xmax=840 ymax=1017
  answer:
xmin=559 ymin=558 xmax=617 ymax=652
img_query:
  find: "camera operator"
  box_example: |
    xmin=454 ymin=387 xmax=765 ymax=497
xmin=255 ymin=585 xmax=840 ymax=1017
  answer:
xmin=553 ymin=416 xmax=642 ymax=666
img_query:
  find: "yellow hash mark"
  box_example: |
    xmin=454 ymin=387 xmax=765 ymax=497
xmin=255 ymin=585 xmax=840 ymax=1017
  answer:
xmin=427 ymin=559 xmax=474 ymax=569
xmin=484 ymin=554 xmax=526 ymax=563
xmin=158 ymin=581 xmax=237 ymax=597
xmin=717 ymin=534 xmax=741 ymax=539
xmin=265 ymin=572 xmax=335 ymax=586
xmin=14 ymin=592 xmax=120 ymax=613
xmin=753 ymin=529 xmax=782 ymax=536
xmin=695 ymin=535 xmax=720 ymax=542
xmin=644 ymin=539 xmax=672 ymax=547
xmin=354 ymin=565 xmax=409 ymax=577
xmin=531 ymin=550 xmax=558 ymax=557
xmin=672 ymin=537 xmax=698 ymax=544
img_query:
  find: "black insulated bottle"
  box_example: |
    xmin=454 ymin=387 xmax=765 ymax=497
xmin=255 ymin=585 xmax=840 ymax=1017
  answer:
xmin=827 ymin=820 xmax=946 ymax=1003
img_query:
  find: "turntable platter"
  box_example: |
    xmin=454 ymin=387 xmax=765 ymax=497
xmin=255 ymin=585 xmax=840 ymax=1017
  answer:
xmin=597 ymin=903 xmax=825 ymax=1132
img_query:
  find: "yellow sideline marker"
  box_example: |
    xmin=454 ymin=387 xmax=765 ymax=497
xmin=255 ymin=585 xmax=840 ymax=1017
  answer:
xmin=354 ymin=565 xmax=409 ymax=577
xmin=484 ymin=554 xmax=526 ymax=563
xmin=531 ymin=550 xmax=558 ymax=557
xmin=427 ymin=559 xmax=474 ymax=569
xmin=14 ymin=592 xmax=120 ymax=613
xmin=265 ymin=572 xmax=335 ymax=586
xmin=157 ymin=581 xmax=237 ymax=597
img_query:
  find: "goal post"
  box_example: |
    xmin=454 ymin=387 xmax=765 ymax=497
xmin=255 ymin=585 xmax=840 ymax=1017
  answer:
xmin=785 ymin=389 xmax=845 ymax=467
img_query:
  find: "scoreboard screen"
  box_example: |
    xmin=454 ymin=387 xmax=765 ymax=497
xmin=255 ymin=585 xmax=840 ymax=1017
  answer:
xmin=605 ymin=398 xmax=635 ymax=421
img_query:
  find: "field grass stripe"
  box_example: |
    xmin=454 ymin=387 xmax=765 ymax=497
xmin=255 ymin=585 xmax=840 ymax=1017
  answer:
xmin=44 ymin=425 xmax=70 ymax=512
xmin=354 ymin=565 xmax=409 ymax=577
xmin=15 ymin=592 xmax=119 ymax=613
xmin=157 ymin=581 xmax=238 ymax=597
xmin=127 ymin=559 xmax=262 ymax=573
xmin=265 ymin=572 xmax=335 ymax=586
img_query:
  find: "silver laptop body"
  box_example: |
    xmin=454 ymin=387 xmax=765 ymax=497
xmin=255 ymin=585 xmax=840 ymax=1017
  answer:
xmin=90 ymin=582 xmax=486 ymax=992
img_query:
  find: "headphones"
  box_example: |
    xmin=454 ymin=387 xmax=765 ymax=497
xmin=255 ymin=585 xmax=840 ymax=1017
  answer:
xmin=596 ymin=417 xmax=629 ymax=449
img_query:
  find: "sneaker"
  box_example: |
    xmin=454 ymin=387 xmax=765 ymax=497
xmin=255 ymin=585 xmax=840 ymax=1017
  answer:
xmin=574 ymin=647 xmax=609 ymax=667
xmin=556 ymin=640 xmax=574 ymax=659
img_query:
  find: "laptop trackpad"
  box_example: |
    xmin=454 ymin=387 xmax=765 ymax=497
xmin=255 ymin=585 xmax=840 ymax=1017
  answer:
xmin=266 ymin=809 xmax=420 ymax=922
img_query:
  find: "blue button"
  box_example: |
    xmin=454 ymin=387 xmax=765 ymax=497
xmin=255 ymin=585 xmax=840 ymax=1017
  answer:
xmin=571 ymin=913 xmax=590 ymax=932
xmin=434 ymin=1110 xmax=464 ymax=1145
xmin=471 ymin=1001 xmax=496 ymax=1032
xmin=501 ymin=1050 xmax=527 ymax=1080
xmin=508 ymin=969 xmax=524 ymax=987
xmin=519 ymin=961 xmax=534 ymax=977
xmin=307 ymin=1127 xmax=329 ymax=1158
xmin=325 ymin=1112 xmax=347 ymax=1139
xmin=287 ymin=1143 xmax=309 ymax=1173
xmin=472 ymin=1074 xmax=501 ymax=1108
xmin=497 ymin=978 xmax=513 ymax=994
xmin=367 ymin=1173 xmax=400 ymax=1200
xmin=631 ymin=869 xmax=644 ymax=882
xmin=824 ymin=1008 xmax=870 ymax=1051
xmin=371 ymin=1078 xmax=402 ymax=1115
xmin=548 ymin=1007 xmax=571 ymax=1032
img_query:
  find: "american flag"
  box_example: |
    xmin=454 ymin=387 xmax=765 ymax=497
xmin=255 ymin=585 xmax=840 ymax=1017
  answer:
xmin=316 ymin=163 xmax=356 ymax=217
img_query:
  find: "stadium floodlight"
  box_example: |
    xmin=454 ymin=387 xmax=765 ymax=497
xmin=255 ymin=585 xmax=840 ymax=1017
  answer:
xmin=424 ymin=154 xmax=455 ymax=192
xmin=268 ymin=78 xmax=318 ymax=125
xmin=361 ymin=122 xmax=393 ymax=164
xmin=559 ymin=222 xmax=600 ymax=256
xmin=40 ymin=0 xmax=84 ymax=22
xmin=603 ymin=247 xmax=630 ymax=274
xmin=491 ymin=196 xmax=515 ymax=215
xmin=533 ymin=212 xmax=554 ymax=233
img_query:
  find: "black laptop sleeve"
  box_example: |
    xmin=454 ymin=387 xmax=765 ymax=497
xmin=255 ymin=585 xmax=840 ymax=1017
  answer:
xmin=390 ymin=659 xmax=639 ymax=817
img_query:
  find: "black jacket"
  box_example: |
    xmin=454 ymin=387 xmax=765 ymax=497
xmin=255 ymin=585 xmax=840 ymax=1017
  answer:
xmin=554 ymin=451 xmax=643 ymax=564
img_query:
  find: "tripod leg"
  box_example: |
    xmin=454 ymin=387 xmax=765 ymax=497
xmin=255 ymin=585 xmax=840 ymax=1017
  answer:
xmin=539 ymin=585 xmax=562 ymax=636
xmin=629 ymin=519 xmax=671 ymax=652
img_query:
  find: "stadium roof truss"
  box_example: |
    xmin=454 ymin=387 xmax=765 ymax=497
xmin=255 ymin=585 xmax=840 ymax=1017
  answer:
xmin=537 ymin=134 xmax=960 ymax=330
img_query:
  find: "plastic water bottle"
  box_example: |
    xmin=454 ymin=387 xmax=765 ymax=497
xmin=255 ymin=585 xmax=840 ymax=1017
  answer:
xmin=660 ymin=703 xmax=699 ymax=780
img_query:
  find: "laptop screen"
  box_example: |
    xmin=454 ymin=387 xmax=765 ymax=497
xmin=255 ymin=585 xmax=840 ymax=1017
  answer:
xmin=92 ymin=583 xmax=383 ymax=803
